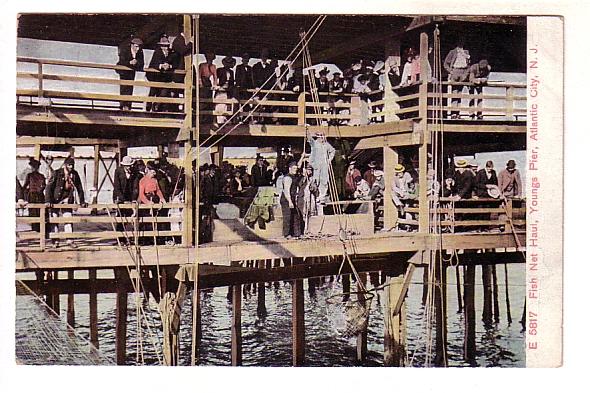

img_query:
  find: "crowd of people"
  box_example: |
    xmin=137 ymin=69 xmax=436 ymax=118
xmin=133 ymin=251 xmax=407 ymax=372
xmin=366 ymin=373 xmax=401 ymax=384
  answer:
xmin=115 ymin=35 xmax=491 ymax=122
xmin=16 ymin=153 xmax=185 ymax=248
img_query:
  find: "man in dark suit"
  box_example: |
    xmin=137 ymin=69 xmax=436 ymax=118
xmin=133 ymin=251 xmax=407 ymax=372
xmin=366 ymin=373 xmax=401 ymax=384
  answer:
xmin=146 ymin=35 xmax=175 ymax=112
xmin=116 ymin=37 xmax=145 ymax=110
xmin=112 ymin=156 xmax=139 ymax=244
xmin=45 ymin=157 xmax=86 ymax=248
xmin=170 ymin=32 xmax=193 ymax=111
xmin=251 ymin=155 xmax=271 ymax=187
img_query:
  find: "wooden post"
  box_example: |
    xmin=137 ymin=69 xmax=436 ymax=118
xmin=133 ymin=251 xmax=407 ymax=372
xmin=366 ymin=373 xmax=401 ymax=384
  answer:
xmin=342 ymin=273 xmax=351 ymax=301
xmin=356 ymin=272 xmax=368 ymax=364
xmin=421 ymin=267 xmax=429 ymax=306
xmin=115 ymin=268 xmax=128 ymax=365
xmin=504 ymin=197 xmax=513 ymax=232
xmin=67 ymin=270 xmax=75 ymax=327
xmin=51 ymin=270 xmax=60 ymax=315
xmin=383 ymin=146 xmax=399 ymax=230
xmin=257 ymin=260 xmax=266 ymax=318
xmin=292 ymin=258 xmax=305 ymax=366
xmin=89 ymin=268 xmax=99 ymax=349
xmin=92 ymin=145 xmax=100 ymax=205
xmin=455 ymin=265 xmax=463 ymax=313
xmin=463 ymin=265 xmax=476 ymax=364
xmin=231 ymin=282 xmax=242 ymax=366
xmin=492 ymin=265 xmax=500 ymax=323
xmin=418 ymin=32 xmax=430 ymax=233
xmin=182 ymin=14 xmax=195 ymax=247
xmin=39 ymin=205 xmax=46 ymax=251
xmin=384 ymin=37 xmax=401 ymax=122
xmin=384 ymin=274 xmax=406 ymax=366
xmin=434 ymin=257 xmax=448 ymax=367
xmin=506 ymin=86 xmax=514 ymax=120
xmin=482 ymin=264 xmax=493 ymax=326
xmin=37 ymin=62 xmax=43 ymax=99
xmin=297 ymin=92 xmax=306 ymax=126
xmin=191 ymin=284 xmax=201 ymax=364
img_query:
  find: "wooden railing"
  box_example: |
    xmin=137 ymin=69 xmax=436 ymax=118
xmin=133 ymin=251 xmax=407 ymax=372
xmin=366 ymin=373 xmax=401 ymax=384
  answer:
xmin=16 ymin=202 xmax=185 ymax=251
xmin=400 ymin=197 xmax=526 ymax=231
xmin=427 ymin=81 xmax=527 ymax=120
xmin=16 ymin=57 xmax=527 ymax=124
xmin=17 ymin=57 xmax=186 ymax=112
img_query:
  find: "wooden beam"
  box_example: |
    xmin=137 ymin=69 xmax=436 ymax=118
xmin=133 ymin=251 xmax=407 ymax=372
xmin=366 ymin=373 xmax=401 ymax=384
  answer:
xmin=17 ymin=136 xmax=122 ymax=146
xmin=427 ymin=122 xmax=527 ymax=134
xmin=16 ymin=232 xmax=526 ymax=270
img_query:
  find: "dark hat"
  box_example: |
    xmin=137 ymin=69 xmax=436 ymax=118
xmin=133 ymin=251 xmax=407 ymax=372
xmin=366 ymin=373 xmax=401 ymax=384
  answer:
xmin=479 ymin=59 xmax=489 ymax=68
xmin=506 ymin=159 xmax=516 ymax=169
xmin=357 ymin=73 xmax=369 ymax=83
xmin=131 ymin=37 xmax=143 ymax=45
xmin=146 ymin=160 xmax=156 ymax=170
xmin=222 ymin=56 xmax=236 ymax=67
xmin=288 ymin=160 xmax=299 ymax=168
xmin=354 ymin=175 xmax=363 ymax=183
xmin=305 ymin=163 xmax=314 ymax=170
xmin=333 ymin=71 xmax=341 ymax=77
xmin=241 ymin=52 xmax=250 ymax=59
xmin=157 ymin=36 xmax=170 ymax=46
xmin=318 ymin=67 xmax=329 ymax=76
xmin=64 ymin=157 xmax=75 ymax=165
xmin=29 ymin=158 xmax=41 ymax=168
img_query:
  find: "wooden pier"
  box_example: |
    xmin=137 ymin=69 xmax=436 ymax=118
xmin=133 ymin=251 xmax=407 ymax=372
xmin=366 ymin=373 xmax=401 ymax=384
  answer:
xmin=15 ymin=14 xmax=527 ymax=366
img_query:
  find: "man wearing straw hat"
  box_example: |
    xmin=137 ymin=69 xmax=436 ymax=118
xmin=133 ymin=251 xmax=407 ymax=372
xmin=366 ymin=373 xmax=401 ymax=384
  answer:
xmin=116 ymin=36 xmax=145 ymax=111
xmin=453 ymin=158 xmax=475 ymax=200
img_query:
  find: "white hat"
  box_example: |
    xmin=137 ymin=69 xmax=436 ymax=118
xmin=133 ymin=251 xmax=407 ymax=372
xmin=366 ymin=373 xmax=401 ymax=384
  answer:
xmin=374 ymin=170 xmax=384 ymax=177
xmin=487 ymin=186 xmax=501 ymax=199
xmin=121 ymin=156 xmax=135 ymax=166
xmin=373 ymin=61 xmax=385 ymax=72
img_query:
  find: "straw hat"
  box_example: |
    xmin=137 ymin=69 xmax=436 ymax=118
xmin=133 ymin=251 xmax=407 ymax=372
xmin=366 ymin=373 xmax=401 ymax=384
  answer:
xmin=121 ymin=156 xmax=135 ymax=166
xmin=394 ymin=164 xmax=405 ymax=173
xmin=455 ymin=159 xmax=468 ymax=168
xmin=487 ymin=186 xmax=501 ymax=199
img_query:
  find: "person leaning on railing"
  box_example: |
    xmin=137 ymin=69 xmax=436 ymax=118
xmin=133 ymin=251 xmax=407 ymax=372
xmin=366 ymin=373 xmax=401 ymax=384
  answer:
xmin=44 ymin=157 xmax=87 ymax=248
xmin=116 ymin=36 xmax=144 ymax=111
xmin=444 ymin=40 xmax=471 ymax=119
xmin=146 ymin=35 xmax=175 ymax=112
xmin=23 ymin=158 xmax=46 ymax=233
xmin=468 ymin=59 xmax=491 ymax=119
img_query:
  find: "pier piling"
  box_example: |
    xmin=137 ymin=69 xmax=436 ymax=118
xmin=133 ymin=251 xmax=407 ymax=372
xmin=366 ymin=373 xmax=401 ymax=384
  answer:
xmin=463 ymin=264 xmax=476 ymax=364
xmin=434 ymin=259 xmax=448 ymax=367
xmin=356 ymin=272 xmax=368 ymax=364
xmin=89 ymin=268 xmax=98 ymax=348
xmin=292 ymin=258 xmax=305 ymax=366
xmin=231 ymin=282 xmax=242 ymax=366
xmin=67 ymin=270 xmax=75 ymax=327
xmin=482 ymin=265 xmax=493 ymax=326
xmin=115 ymin=268 xmax=128 ymax=365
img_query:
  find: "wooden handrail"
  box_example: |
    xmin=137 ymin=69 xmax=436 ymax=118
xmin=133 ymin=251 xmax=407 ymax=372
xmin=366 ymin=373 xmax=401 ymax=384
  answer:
xmin=18 ymin=72 xmax=186 ymax=89
xmin=17 ymin=89 xmax=184 ymax=104
xmin=18 ymin=202 xmax=185 ymax=209
xmin=17 ymin=56 xmax=186 ymax=75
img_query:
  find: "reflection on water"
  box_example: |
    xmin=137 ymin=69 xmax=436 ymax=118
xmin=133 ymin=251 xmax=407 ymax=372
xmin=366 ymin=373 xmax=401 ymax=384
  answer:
xmin=48 ymin=264 xmax=525 ymax=367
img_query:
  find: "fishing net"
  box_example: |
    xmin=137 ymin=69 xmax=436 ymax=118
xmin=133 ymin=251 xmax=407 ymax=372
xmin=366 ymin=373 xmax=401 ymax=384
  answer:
xmin=326 ymin=291 xmax=374 ymax=338
xmin=15 ymin=280 xmax=114 ymax=365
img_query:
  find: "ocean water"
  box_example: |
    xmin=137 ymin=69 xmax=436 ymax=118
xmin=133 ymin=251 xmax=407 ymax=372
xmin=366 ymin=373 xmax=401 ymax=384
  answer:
xmin=34 ymin=263 xmax=525 ymax=367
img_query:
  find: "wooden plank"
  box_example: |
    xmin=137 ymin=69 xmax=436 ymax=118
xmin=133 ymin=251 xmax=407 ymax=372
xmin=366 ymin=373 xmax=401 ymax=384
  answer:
xmin=383 ymin=269 xmax=407 ymax=366
xmin=18 ymin=89 xmax=185 ymax=104
xmin=48 ymin=216 xmax=183 ymax=224
xmin=354 ymin=133 xmax=421 ymax=149
xmin=17 ymin=56 xmax=185 ymax=75
xmin=48 ymin=230 xmax=182 ymax=240
xmin=18 ymin=72 xmax=186 ymax=89
xmin=17 ymin=136 xmax=121 ymax=146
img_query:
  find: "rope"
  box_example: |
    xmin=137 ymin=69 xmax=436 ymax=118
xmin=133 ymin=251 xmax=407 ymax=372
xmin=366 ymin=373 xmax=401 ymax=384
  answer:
xmin=198 ymin=15 xmax=327 ymax=154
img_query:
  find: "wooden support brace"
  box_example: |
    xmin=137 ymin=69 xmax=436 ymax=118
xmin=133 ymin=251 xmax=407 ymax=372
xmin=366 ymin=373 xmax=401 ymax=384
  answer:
xmin=384 ymin=268 xmax=408 ymax=366
xmin=67 ymin=270 xmax=75 ymax=327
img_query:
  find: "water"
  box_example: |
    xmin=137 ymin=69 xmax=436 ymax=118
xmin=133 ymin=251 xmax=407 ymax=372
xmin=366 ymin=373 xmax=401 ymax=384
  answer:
xmin=42 ymin=264 xmax=525 ymax=367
